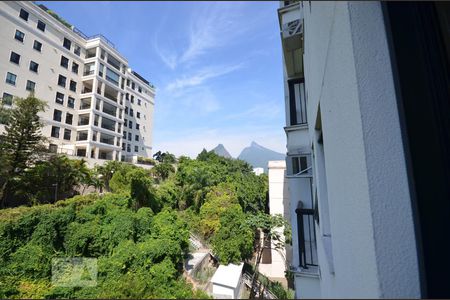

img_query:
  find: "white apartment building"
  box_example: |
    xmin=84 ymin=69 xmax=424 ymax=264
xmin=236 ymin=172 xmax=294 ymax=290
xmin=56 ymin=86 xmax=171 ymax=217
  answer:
xmin=0 ymin=1 xmax=155 ymax=166
xmin=279 ymin=1 xmax=450 ymax=298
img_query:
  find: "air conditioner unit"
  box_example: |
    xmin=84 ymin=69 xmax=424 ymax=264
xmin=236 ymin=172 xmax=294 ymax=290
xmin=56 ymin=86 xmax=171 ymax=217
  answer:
xmin=282 ymin=19 xmax=303 ymax=39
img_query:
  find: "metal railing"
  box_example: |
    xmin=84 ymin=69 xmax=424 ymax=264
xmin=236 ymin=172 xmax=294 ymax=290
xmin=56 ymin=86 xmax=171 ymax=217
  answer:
xmin=295 ymin=201 xmax=318 ymax=269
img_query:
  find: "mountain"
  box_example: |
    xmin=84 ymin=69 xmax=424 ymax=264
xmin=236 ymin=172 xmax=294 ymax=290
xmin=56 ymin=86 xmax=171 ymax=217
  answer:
xmin=212 ymin=143 xmax=232 ymax=158
xmin=238 ymin=141 xmax=285 ymax=172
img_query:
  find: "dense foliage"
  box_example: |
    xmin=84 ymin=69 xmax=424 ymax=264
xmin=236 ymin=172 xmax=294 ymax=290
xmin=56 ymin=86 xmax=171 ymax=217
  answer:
xmin=0 ymin=193 xmax=209 ymax=299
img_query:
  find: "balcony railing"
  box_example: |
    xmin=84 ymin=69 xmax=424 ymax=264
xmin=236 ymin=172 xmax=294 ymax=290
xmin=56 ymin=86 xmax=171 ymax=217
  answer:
xmin=83 ymin=70 xmax=95 ymax=76
xmin=81 ymin=87 xmax=92 ymax=94
xmin=295 ymin=200 xmax=318 ymax=269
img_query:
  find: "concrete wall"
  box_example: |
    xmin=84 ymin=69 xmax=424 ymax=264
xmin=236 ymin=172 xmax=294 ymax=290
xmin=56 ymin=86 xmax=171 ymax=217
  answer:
xmin=300 ymin=1 xmax=420 ymax=298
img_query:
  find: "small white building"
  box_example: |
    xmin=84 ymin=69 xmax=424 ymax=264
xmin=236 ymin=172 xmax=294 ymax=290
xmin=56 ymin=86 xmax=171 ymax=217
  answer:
xmin=210 ymin=263 xmax=244 ymax=299
xmin=252 ymin=167 xmax=264 ymax=176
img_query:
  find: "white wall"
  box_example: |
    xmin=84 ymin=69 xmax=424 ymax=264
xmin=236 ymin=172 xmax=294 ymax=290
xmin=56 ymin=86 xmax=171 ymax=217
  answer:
xmin=301 ymin=1 xmax=421 ymax=298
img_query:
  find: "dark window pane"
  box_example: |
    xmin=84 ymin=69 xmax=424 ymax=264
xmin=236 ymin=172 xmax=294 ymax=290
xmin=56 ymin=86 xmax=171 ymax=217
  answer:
xmin=69 ymin=80 xmax=77 ymax=92
xmin=67 ymin=97 xmax=75 ymax=108
xmin=60 ymin=56 xmax=69 ymax=68
xmin=19 ymin=9 xmax=29 ymax=21
xmin=9 ymin=52 xmax=20 ymax=64
xmin=33 ymin=40 xmax=42 ymax=52
xmin=51 ymin=126 xmax=60 ymax=138
xmin=63 ymin=129 xmax=71 ymax=140
xmin=65 ymin=112 xmax=73 ymax=124
xmin=2 ymin=93 xmax=13 ymax=106
xmin=6 ymin=72 xmax=17 ymax=85
xmin=63 ymin=38 xmax=71 ymax=50
xmin=58 ymin=75 xmax=66 ymax=87
xmin=29 ymin=61 xmax=39 ymax=73
xmin=55 ymin=92 xmax=64 ymax=104
xmin=37 ymin=20 xmax=46 ymax=32
xmin=72 ymin=62 xmax=79 ymax=74
xmin=26 ymin=80 xmax=35 ymax=91
xmin=15 ymin=30 xmax=24 ymax=42
xmin=53 ymin=109 xmax=62 ymax=122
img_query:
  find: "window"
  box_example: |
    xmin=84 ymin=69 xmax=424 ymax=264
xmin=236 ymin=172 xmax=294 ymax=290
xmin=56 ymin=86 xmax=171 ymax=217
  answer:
xmin=126 ymin=79 xmax=130 ymax=87
xmin=19 ymin=9 xmax=29 ymax=21
xmin=37 ymin=20 xmax=46 ymax=32
xmin=14 ymin=30 xmax=24 ymax=42
xmin=26 ymin=80 xmax=35 ymax=91
xmin=99 ymin=63 xmax=104 ymax=77
xmin=58 ymin=75 xmax=66 ymax=87
xmin=135 ymin=135 xmax=139 ymax=142
xmin=10 ymin=52 xmax=20 ymax=64
xmin=33 ymin=40 xmax=42 ymax=52
xmin=53 ymin=109 xmax=62 ymax=122
xmin=124 ymin=119 xmax=128 ymax=127
xmin=72 ymin=62 xmax=79 ymax=74
xmin=63 ymin=129 xmax=71 ymax=140
xmin=131 ymin=95 xmax=134 ymax=103
xmin=63 ymin=38 xmax=71 ymax=50
xmin=134 ymin=145 xmax=138 ymax=152
xmin=60 ymin=56 xmax=69 ymax=68
xmin=65 ymin=112 xmax=73 ymax=124
xmin=74 ymin=45 xmax=81 ymax=56
xmin=69 ymin=80 xmax=77 ymax=92
xmin=55 ymin=92 xmax=64 ymax=104
xmin=67 ymin=97 xmax=74 ymax=108
xmin=126 ymin=93 xmax=129 ymax=100
xmin=105 ymin=67 xmax=120 ymax=86
xmin=138 ymin=99 xmax=141 ymax=106
xmin=125 ymin=107 xmax=128 ymax=114
xmin=5 ymin=72 xmax=16 ymax=85
xmin=49 ymin=144 xmax=58 ymax=153
xmin=92 ymin=131 xmax=97 ymax=142
xmin=2 ymin=93 xmax=13 ymax=106
xmin=51 ymin=126 xmax=60 ymax=138
xmin=290 ymin=155 xmax=312 ymax=176
xmin=136 ymin=123 xmax=140 ymax=130
xmin=288 ymin=79 xmax=307 ymax=125
xmin=131 ymin=82 xmax=135 ymax=90
xmin=137 ymin=112 xmax=140 ymax=119
xmin=127 ymin=144 xmax=131 ymax=152
xmin=128 ymin=132 xmax=132 ymax=141
xmin=138 ymin=86 xmax=142 ymax=93
xmin=128 ymin=121 xmax=132 ymax=129
xmin=122 ymin=143 xmax=126 ymax=151
xmin=29 ymin=61 xmax=39 ymax=73
xmin=123 ymin=131 xmax=127 ymax=139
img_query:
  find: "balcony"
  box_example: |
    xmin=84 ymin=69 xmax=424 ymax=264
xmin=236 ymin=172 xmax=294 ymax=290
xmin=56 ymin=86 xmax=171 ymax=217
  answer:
xmin=278 ymin=2 xmax=304 ymax=77
xmin=79 ymin=97 xmax=91 ymax=110
xmin=101 ymin=117 xmax=116 ymax=132
xmin=104 ymin=84 xmax=118 ymax=102
xmin=78 ymin=114 xmax=90 ymax=126
xmin=76 ymin=130 xmax=88 ymax=141
xmin=86 ymin=48 xmax=96 ymax=59
xmin=100 ymin=132 xmax=115 ymax=145
xmin=102 ymin=102 xmax=117 ymax=117
xmin=81 ymin=80 xmax=94 ymax=94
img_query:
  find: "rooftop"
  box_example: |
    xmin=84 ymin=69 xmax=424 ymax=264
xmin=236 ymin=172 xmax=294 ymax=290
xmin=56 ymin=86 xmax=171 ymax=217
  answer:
xmin=210 ymin=263 xmax=244 ymax=288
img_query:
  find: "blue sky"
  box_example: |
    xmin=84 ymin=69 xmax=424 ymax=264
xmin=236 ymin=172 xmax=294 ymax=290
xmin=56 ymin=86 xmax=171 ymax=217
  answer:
xmin=40 ymin=1 xmax=286 ymax=158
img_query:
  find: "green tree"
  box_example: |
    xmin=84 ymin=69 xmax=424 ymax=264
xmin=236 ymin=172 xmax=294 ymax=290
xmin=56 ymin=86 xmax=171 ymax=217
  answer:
xmin=0 ymin=94 xmax=47 ymax=208
xmin=151 ymin=162 xmax=175 ymax=182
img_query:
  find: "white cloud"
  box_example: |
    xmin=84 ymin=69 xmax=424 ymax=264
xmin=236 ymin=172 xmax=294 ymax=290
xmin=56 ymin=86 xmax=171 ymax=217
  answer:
xmin=222 ymin=102 xmax=282 ymax=121
xmin=165 ymin=63 xmax=243 ymax=92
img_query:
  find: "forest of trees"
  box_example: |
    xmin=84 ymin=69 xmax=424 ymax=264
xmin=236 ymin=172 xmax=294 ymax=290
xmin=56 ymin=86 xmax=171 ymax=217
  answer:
xmin=0 ymin=95 xmax=291 ymax=298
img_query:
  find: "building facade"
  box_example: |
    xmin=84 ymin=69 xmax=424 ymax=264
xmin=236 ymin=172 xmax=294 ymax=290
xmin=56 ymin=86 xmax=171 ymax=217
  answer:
xmin=0 ymin=1 xmax=155 ymax=166
xmin=278 ymin=1 xmax=450 ymax=298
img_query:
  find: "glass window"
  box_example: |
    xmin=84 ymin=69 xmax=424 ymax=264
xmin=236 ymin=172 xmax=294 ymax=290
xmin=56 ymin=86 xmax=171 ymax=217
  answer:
xmin=134 ymin=145 xmax=138 ymax=152
xmin=138 ymin=99 xmax=141 ymax=106
xmin=136 ymin=123 xmax=140 ymax=130
xmin=33 ymin=40 xmax=42 ymax=52
xmin=128 ymin=120 xmax=132 ymax=129
xmin=63 ymin=129 xmax=71 ymax=140
xmin=124 ymin=119 xmax=127 ymax=127
xmin=99 ymin=63 xmax=104 ymax=77
xmin=123 ymin=131 xmax=127 ymax=139
xmin=29 ymin=61 xmax=39 ymax=73
xmin=10 ymin=52 xmax=20 ymax=64
xmin=53 ymin=109 xmax=62 ymax=122
xmin=69 ymin=80 xmax=77 ymax=92
xmin=58 ymin=75 xmax=66 ymax=87
xmin=105 ymin=67 xmax=120 ymax=86
xmin=37 ymin=20 xmax=46 ymax=32
xmin=5 ymin=72 xmax=16 ymax=85
xmin=26 ymin=80 xmax=35 ymax=91
xmin=131 ymin=95 xmax=134 ymax=103
xmin=60 ymin=56 xmax=69 ymax=68
xmin=65 ymin=112 xmax=73 ymax=124
xmin=67 ymin=96 xmax=75 ymax=108
xmin=138 ymin=86 xmax=142 ymax=93
xmin=72 ymin=62 xmax=79 ymax=74
xmin=127 ymin=144 xmax=131 ymax=152
xmin=288 ymin=79 xmax=307 ymax=125
xmin=132 ymin=82 xmax=135 ymax=90
xmin=125 ymin=107 xmax=128 ymax=114
xmin=128 ymin=132 xmax=131 ymax=141
xmin=2 ymin=93 xmax=13 ymax=106
xmin=55 ymin=92 xmax=64 ymax=104
xmin=14 ymin=30 xmax=24 ymax=42
xmin=74 ymin=45 xmax=81 ymax=56
xmin=135 ymin=135 xmax=139 ymax=142
xmin=137 ymin=112 xmax=140 ymax=119
xmin=122 ymin=143 xmax=126 ymax=151
xmin=76 ymin=131 xmax=88 ymax=141
xmin=63 ymin=38 xmax=71 ymax=50
xmin=51 ymin=126 xmax=60 ymax=138
xmin=19 ymin=9 xmax=29 ymax=21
